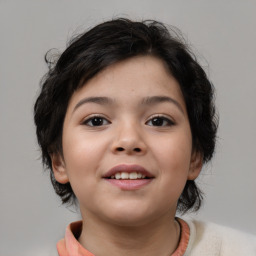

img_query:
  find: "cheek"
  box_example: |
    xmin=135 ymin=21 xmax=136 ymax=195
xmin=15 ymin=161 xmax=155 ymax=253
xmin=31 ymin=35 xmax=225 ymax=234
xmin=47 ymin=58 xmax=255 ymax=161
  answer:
xmin=61 ymin=134 xmax=95 ymax=183
xmin=62 ymin=141 xmax=99 ymax=203
xmin=150 ymin=131 xmax=193 ymax=199
xmin=63 ymin=129 xmax=106 ymax=165
xmin=61 ymin=130 xmax=112 ymax=193
xmin=153 ymin=132 xmax=192 ymax=170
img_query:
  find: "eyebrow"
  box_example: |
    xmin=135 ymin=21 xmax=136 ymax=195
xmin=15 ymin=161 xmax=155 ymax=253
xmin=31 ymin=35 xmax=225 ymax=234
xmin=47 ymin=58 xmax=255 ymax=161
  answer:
xmin=73 ymin=95 xmax=184 ymax=114
xmin=73 ymin=97 xmax=114 ymax=113
xmin=142 ymin=96 xmax=184 ymax=114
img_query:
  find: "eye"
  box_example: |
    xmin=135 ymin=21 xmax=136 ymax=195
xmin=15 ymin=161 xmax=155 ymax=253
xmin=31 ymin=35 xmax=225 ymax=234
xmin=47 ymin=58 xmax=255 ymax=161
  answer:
xmin=146 ymin=116 xmax=174 ymax=127
xmin=82 ymin=116 xmax=110 ymax=126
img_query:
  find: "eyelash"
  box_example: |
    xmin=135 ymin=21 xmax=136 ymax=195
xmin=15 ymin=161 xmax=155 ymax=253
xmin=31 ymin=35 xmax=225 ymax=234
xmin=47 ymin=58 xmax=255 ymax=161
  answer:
xmin=82 ymin=115 xmax=111 ymax=127
xmin=146 ymin=115 xmax=175 ymax=127
xmin=82 ymin=115 xmax=175 ymax=127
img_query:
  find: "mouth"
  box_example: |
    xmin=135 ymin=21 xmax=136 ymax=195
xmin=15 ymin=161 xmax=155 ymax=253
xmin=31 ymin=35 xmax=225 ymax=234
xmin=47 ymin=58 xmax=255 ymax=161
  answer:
xmin=103 ymin=164 xmax=154 ymax=179
xmin=103 ymin=164 xmax=154 ymax=190
xmin=108 ymin=172 xmax=149 ymax=180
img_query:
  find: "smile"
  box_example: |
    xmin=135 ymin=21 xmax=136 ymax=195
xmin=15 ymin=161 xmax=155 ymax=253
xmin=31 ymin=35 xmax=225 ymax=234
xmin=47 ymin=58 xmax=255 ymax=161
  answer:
xmin=103 ymin=164 xmax=154 ymax=179
xmin=110 ymin=172 xmax=147 ymax=180
xmin=103 ymin=164 xmax=154 ymax=190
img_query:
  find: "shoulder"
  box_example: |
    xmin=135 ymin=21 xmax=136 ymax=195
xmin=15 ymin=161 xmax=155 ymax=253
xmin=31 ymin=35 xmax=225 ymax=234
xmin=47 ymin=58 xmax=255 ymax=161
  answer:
xmin=184 ymin=219 xmax=256 ymax=256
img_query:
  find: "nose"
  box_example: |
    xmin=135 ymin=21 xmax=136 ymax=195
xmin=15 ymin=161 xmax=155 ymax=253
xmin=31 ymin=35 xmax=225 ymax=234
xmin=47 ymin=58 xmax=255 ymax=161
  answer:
xmin=111 ymin=121 xmax=147 ymax=155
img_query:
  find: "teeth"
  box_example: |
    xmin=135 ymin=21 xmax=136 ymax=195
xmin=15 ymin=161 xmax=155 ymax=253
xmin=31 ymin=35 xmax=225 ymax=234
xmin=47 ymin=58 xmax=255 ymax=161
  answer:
xmin=121 ymin=172 xmax=129 ymax=179
xmin=112 ymin=172 xmax=147 ymax=180
xmin=129 ymin=172 xmax=137 ymax=179
xmin=115 ymin=173 xmax=121 ymax=179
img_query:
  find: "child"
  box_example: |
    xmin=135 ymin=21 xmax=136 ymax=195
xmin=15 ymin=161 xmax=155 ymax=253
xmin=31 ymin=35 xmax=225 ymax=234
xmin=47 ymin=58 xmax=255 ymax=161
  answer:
xmin=34 ymin=18 xmax=256 ymax=255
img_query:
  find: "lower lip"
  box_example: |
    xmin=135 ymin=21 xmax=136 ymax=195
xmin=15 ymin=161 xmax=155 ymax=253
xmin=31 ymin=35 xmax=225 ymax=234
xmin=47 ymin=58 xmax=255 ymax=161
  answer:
xmin=105 ymin=179 xmax=152 ymax=190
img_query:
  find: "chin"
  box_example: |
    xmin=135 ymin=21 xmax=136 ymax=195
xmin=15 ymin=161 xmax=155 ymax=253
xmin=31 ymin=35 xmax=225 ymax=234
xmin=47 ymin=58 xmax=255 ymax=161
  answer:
xmin=100 ymin=204 xmax=161 ymax=227
xmin=108 ymin=214 xmax=151 ymax=227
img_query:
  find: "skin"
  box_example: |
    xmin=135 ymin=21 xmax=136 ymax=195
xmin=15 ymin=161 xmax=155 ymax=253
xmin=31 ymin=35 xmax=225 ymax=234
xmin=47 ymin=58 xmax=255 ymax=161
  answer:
xmin=51 ymin=56 xmax=202 ymax=256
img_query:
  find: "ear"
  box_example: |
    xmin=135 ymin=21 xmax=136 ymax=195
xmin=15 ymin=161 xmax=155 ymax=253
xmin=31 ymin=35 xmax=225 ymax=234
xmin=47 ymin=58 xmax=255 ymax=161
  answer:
xmin=188 ymin=151 xmax=203 ymax=180
xmin=50 ymin=153 xmax=69 ymax=184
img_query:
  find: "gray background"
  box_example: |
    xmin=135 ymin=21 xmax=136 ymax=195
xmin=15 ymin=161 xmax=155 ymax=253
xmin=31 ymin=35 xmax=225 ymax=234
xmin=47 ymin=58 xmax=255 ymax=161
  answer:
xmin=0 ymin=0 xmax=255 ymax=255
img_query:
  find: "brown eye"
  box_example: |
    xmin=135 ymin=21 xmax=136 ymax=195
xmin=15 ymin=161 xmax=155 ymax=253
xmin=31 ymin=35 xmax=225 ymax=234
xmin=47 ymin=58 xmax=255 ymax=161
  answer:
xmin=146 ymin=116 xmax=174 ymax=127
xmin=83 ymin=116 xmax=110 ymax=126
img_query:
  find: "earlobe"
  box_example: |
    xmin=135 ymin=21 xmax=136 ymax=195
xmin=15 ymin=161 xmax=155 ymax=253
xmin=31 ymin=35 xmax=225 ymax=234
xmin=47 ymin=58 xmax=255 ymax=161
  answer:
xmin=188 ymin=151 xmax=203 ymax=180
xmin=51 ymin=153 xmax=69 ymax=184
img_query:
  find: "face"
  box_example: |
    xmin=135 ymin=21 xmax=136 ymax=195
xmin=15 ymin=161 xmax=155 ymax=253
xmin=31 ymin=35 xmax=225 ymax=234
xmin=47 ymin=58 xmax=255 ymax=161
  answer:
xmin=52 ymin=56 xmax=202 ymax=226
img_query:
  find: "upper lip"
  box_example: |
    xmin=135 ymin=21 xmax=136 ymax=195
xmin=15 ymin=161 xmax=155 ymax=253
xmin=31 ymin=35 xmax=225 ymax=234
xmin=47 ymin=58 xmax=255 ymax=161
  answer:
xmin=103 ymin=164 xmax=154 ymax=178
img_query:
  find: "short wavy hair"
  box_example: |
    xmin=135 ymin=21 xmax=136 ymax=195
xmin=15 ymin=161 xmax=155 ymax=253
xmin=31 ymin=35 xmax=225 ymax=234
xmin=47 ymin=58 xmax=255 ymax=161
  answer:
xmin=34 ymin=18 xmax=218 ymax=213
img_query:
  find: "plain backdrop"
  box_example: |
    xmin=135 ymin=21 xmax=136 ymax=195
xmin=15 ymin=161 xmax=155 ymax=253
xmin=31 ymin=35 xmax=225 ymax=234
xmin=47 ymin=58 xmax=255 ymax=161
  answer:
xmin=0 ymin=0 xmax=255 ymax=255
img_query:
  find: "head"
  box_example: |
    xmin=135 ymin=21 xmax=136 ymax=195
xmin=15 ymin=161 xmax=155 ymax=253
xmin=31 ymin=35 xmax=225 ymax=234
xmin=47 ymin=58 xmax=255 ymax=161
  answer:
xmin=34 ymin=18 xmax=218 ymax=214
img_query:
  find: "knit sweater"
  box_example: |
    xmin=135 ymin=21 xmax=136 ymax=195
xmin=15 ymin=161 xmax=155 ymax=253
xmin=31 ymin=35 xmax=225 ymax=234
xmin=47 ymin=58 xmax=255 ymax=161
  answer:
xmin=57 ymin=219 xmax=256 ymax=256
xmin=185 ymin=219 xmax=256 ymax=255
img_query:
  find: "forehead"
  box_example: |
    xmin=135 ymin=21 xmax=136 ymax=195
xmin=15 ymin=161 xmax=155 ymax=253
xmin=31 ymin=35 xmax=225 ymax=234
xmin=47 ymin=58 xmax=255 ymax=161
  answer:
xmin=68 ymin=56 xmax=186 ymax=111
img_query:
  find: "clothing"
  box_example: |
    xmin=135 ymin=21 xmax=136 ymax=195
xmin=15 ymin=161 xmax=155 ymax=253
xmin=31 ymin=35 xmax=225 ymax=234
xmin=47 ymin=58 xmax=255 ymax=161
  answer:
xmin=185 ymin=219 xmax=256 ymax=255
xmin=57 ymin=218 xmax=256 ymax=256
xmin=57 ymin=218 xmax=189 ymax=256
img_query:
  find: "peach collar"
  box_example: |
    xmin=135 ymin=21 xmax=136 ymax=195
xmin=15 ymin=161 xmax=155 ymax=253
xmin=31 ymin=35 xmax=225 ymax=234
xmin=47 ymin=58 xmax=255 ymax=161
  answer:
xmin=57 ymin=218 xmax=190 ymax=256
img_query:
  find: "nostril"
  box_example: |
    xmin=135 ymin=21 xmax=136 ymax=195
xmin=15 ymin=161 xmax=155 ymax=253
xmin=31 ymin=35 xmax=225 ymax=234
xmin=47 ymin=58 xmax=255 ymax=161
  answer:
xmin=115 ymin=147 xmax=142 ymax=153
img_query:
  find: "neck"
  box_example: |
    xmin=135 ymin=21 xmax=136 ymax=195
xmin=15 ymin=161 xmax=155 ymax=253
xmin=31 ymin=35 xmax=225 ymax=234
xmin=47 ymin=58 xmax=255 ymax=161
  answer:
xmin=78 ymin=212 xmax=180 ymax=256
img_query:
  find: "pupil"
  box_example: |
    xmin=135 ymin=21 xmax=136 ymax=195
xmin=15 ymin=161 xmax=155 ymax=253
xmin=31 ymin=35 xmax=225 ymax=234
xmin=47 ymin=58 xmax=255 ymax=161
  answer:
xmin=152 ymin=118 xmax=163 ymax=126
xmin=92 ymin=118 xmax=103 ymax=126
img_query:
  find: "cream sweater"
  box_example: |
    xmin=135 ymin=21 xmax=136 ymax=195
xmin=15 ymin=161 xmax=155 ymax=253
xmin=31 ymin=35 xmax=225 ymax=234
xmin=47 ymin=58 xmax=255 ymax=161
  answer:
xmin=185 ymin=219 xmax=256 ymax=255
